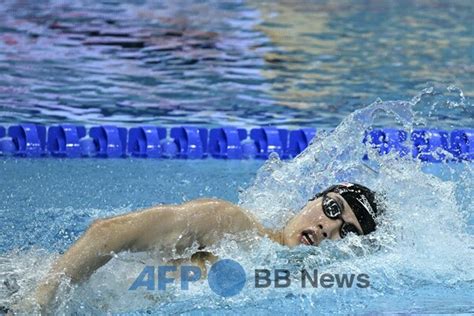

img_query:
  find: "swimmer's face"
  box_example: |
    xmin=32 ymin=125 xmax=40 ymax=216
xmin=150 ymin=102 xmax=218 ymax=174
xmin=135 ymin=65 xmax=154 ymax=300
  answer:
xmin=282 ymin=192 xmax=364 ymax=247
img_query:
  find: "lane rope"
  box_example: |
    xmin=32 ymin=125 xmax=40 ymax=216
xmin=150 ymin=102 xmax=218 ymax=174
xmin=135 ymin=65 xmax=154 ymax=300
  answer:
xmin=0 ymin=124 xmax=472 ymax=162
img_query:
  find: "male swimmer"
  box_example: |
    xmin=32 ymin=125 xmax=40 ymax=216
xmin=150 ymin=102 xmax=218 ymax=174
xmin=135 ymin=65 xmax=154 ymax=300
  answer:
xmin=10 ymin=182 xmax=382 ymax=313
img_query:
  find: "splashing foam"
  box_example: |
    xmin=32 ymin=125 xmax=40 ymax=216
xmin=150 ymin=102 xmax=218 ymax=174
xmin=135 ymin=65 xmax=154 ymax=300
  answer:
xmin=1 ymin=87 xmax=473 ymax=313
xmin=237 ymin=86 xmax=474 ymax=293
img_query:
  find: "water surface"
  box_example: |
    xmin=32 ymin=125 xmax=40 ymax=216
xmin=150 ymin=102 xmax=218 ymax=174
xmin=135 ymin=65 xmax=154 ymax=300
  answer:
xmin=0 ymin=0 xmax=472 ymax=127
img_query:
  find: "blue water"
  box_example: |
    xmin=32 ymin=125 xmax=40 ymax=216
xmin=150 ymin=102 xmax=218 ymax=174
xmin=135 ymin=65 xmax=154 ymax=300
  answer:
xmin=0 ymin=0 xmax=472 ymax=128
xmin=0 ymin=161 xmax=473 ymax=314
xmin=1 ymin=93 xmax=473 ymax=314
xmin=0 ymin=159 xmax=263 ymax=252
xmin=0 ymin=0 xmax=473 ymax=315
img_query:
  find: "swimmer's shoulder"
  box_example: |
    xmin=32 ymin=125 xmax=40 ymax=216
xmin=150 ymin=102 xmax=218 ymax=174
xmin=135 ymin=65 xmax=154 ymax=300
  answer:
xmin=182 ymin=198 xmax=237 ymax=208
xmin=183 ymin=199 xmax=283 ymax=246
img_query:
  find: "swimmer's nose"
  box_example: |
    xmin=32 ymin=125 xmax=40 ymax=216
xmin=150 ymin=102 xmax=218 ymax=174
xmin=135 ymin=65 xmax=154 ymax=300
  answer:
xmin=316 ymin=221 xmax=339 ymax=240
xmin=316 ymin=224 xmax=328 ymax=240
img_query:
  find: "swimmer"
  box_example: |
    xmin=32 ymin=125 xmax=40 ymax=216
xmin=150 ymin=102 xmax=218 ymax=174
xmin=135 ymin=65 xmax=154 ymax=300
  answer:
xmin=15 ymin=182 xmax=383 ymax=313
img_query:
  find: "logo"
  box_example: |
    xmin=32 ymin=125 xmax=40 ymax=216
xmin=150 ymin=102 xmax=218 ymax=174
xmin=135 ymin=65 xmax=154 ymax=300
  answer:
xmin=208 ymin=259 xmax=246 ymax=297
xmin=129 ymin=259 xmax=369 ymax=297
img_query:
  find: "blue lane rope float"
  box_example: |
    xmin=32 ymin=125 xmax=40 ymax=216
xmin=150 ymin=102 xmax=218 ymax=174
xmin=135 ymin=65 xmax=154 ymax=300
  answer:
xmin=0 ymin=124 xmax=472 ymax=162
xmin=363 ymin=128 xmax=410 ymax=158
xmin=6 ymin=124 xmax=47 ymax=156
xmin=288 ymin=128 xmax=317 ymax=158
xmin=451 ymin=129 xmax=474 ymax=161
xmin=250 ymin=127 xmax=289 ymax=159
xmin=128 ymin=126 xmax=166 ymax=158
xmin=90 ymin=125 xmax=128 ymax=158
xmin=411 ymin=129 xmax=450 ymax=163
xmin=209 ymin=127 xmax=247 ymax=159
xmin=48 ymin=125 xmax=86 ymax=158
xmin=170 ymin=126 xmax=208 ymax=159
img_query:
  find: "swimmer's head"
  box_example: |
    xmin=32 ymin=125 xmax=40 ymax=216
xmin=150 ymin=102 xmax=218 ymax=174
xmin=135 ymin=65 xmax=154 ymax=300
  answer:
xmin=282 ymin=182 xmax=383 ymax=247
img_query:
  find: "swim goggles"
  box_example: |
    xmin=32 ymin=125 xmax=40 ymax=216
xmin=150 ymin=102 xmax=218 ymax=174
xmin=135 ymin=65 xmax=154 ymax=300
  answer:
xmin=312 ymin=182 xmax=379 ymax=235
xmin=322 ymin=194 xmax=361 ymax=238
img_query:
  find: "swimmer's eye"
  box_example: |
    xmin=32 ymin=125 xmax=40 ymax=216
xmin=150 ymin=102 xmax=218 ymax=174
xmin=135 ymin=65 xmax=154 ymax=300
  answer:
xmin=322 ymin=196 xmax=342 ymax=218
xmin=340 ymin=223 xmax=360 ymax=238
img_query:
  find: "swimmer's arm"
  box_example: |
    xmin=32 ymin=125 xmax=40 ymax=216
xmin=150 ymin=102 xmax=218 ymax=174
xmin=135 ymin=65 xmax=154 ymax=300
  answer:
xmin=34 ymin=199 xmax=276 ymax=311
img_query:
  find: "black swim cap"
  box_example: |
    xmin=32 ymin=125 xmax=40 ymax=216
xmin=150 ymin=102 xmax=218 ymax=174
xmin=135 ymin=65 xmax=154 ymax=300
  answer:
xmin=313 ymin=182 xmax=381 ymax=235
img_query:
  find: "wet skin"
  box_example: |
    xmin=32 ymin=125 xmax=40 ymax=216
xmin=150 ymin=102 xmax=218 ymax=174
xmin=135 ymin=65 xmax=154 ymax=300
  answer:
xmin=30 ymin=193 xmax=364 ymax=312
xmin=282 ymin=192 xmax=364 ymax=247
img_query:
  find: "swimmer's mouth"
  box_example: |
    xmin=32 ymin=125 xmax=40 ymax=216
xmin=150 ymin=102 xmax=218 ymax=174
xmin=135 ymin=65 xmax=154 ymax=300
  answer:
xmin=300 ymin=229 xmax=316 ymax=246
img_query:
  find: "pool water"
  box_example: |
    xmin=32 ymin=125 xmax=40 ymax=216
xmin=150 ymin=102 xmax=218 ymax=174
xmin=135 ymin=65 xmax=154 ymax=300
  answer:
xmin=0 ymin=0 xmax=472 ymax=128
xmin=0 ymin=159 xmax=263 ymax=252
xmin=1 ymin=93 xmax=473 ymax=314
xmin=0 ymin=0 xmax=473 ymax=315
